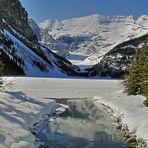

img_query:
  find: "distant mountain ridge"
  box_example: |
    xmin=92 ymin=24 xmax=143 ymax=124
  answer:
xmin=39 ymin=14 xmax=148 ymax=36
xmin=88 ymin=33 xmax=148 ymax=77
xmin=38 ymin=14 xmax=148 ymax=67
xmin=39 ymin=14 xmax=136 ymax=37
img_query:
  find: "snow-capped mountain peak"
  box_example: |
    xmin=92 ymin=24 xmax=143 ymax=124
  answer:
xmin=39 ymin=19 xmax=62 ymax=32
xmin=39 ymin=14 xmax=135 ymax=37
xmin=38 ymin=14 xmax=148 ymax=69
xmin=136 ymin=15 xmax=148 ymax=28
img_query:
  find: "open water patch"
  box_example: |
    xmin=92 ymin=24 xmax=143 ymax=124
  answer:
xmin=38 ymin=98 xmax=128 ymax=148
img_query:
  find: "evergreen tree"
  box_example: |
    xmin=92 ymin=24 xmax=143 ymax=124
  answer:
xmin=141 ymin=46 xmax=148 ymax=97
xmin=124 ymin=43 xmax=148 ymax=95
xmin=124 ymin=51 xmax=142 ymax=95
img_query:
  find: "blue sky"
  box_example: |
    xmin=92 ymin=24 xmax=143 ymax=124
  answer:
xmin=20 ymin=0 xmax=148 ymax=23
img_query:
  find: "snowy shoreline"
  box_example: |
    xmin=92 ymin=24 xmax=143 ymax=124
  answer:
xmin=1 ymin=77 xmax=148 ymax=147
xmin=93 ymin=92 xmax=148 ymax=148
xmin=0 ymin=89 xmax=67 ymax=148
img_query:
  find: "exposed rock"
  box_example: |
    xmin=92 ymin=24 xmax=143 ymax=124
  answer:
xmin=116 ymin=125 xmax=122 ymax=130
xmin=127 ymin=137 xmax=137 ymax=143
xmin=28 ymin=17 xmax=41 ymax=41
xmin=0 ymin=13 xmax=2 ymax=29
xmin=0 ymin=0 xmax=37 ymax=42
xmin=143 ymin=99 xmax=148 ymax=107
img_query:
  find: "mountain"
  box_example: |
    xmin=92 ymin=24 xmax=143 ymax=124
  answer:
xmin=88 ymin=34 xmax=148 ymax=78
xmin=2 ymin=0 xmax=147 ymax=78
xmin=29 ymin=18 xmax=69 ymax=58
xmin=0 ymin=0 xmax=87 ymax=77
xmin=28 ymin=17 xmax=41 ymax=41
xmin=39 ymin=14 xmax=148 ymax=67
xmin=0 ymin=0 xmax=38 ymax=43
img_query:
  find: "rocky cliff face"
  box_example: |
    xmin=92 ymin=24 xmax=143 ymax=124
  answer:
xmin=0 ymin=0 xmax=37 ymax=42
xmin=28 ymin=17 xmax=41 ymax=41
xmin=0 ymin=16 xmax=2 ymax=29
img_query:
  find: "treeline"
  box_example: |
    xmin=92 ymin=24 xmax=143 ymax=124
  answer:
xmin=0 ymin=32 xmax=25 ymax=75
xmin=124 ymin=43 xmax=148 ymax=98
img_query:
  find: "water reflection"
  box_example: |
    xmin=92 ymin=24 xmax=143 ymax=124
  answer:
xmin=43 ymin=99 xmax=127 ymax=148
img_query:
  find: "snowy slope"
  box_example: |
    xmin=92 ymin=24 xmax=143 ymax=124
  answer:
xmin=0 ymin=77 xmax=69 ymax=148
xmin=39 ymin=14 xmax=148 ymax=67
xmin=29 ymin=18 xmax=69 ymax=58
xmin=94 ymin=92 xmax=148 ymax=147
xmin=1 ymin=24 xmax=86 ymax=77
xmin=88 ymin=33 xmax=148 ymax=77
xmin=40 ymin=14 xmax=134 ymax=37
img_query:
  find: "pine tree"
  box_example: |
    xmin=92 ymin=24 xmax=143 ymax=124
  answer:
xmin=124 ymin=43 xmax=148 ymax=95
xmin=142 ymin=59 xmax=148 ymax=96
xmin=124 ymin=50 xmax=143 ymax=95
xmin=141 ymin=45 xmax=148 ymax=97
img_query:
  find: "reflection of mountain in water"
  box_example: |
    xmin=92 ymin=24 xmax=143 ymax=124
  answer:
xmin=46 ymin=99 xmax=127 ymax=148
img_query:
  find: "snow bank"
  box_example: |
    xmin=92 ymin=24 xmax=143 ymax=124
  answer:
xmin=0 ymin=78 xmax=68 ymax=148
xmin=93 ymin=90 xmax=148 ymax=145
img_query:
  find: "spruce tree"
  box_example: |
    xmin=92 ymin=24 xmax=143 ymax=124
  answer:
xmin=124 ymin=50 xmax=143 ymax=95
xmin=141 ymin=45 xmax=148 ymax=97
xmin=124 ymin=43 xmax=148 ymax=95
xmin=142 ymin=59 xmax=148 ymax=96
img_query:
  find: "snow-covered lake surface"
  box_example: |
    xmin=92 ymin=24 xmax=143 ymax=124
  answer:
xmin=7 ymin=77 xmax=121 ymax=99
xmin=0 ymin=77 xmax=148 ymax=147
